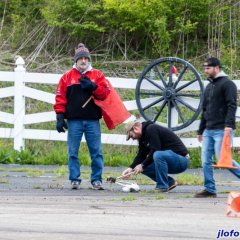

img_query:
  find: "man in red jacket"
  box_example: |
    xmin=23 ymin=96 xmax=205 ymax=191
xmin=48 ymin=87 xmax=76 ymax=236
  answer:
xmin=54 ymin=43 xmax=110 ymax=190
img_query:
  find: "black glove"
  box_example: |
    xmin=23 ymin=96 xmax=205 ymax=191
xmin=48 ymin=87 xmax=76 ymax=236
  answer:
xmin=79 ymin=75 xmax=97 ymax=91
xmin=56 ymin=113 xmax=68 ymax=133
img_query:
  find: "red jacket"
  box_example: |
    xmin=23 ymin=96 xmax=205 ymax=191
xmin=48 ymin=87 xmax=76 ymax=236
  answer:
xmin=54 ymin=67 xmax=110 ymax=119
xmin=54 ymin=67 xmax=130 ymax=129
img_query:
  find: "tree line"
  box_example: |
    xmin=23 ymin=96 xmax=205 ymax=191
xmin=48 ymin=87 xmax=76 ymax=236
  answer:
xmin=0 ymin=0 xmax=239 ymax=75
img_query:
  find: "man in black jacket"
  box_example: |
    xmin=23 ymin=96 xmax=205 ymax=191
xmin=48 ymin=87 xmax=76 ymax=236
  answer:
xmin=122 ymin=121 xmax=190 ymax=192
xmin=195 ymin=57 xmax=240 ymax=198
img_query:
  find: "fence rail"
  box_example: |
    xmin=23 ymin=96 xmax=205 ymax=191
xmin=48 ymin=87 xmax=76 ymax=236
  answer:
xmin=0 ymin=57 xmax=240 ymax=150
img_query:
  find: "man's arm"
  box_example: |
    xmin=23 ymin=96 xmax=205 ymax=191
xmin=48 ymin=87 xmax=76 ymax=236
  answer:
xmin=224 ymin=81 xmax=237 ymax=129
xmin=140 ymin=149 xmax=155 ymax=169
xmin=197 ymin=90 xmax=207 ymax=135
xmin=129 ymin=146 xmax=148 ymax=169
xmin=140 ymin=127 xmax=161 ymax=168
xmin=121 ymin=167 xmax=134 ymax=179
xmin=91 ymin=70 xmax=110 ymax=100
xmin=121 ymin=146 xmax=148 ymax=178
xmin=54 ymin=75 xmax=67 ymax=114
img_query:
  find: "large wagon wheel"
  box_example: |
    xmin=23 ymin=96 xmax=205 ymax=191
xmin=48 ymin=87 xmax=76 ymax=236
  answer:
xmin=136 ymin=57 xmax=204 ymax=131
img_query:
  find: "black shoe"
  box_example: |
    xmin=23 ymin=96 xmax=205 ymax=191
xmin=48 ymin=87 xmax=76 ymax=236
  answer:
xmin=194 ymin=189 xmax=217 ymax=198
xmin=168 ymin=180 xmax=178 ymax=191
xmin=71 ymin=181 xmax=80 ymax=190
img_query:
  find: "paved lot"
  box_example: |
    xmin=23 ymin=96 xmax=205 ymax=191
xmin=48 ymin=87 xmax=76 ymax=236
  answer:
xmin=0 ymin=164 xmax=239 ymax=240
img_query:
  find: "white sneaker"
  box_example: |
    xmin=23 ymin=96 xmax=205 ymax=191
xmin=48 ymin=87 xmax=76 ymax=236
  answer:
xmin=92 ymin=180 xmax=104 ymax=190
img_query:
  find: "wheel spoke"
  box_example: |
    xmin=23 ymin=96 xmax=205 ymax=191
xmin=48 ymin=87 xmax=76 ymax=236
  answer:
xmin=175 ymin=79 xmax=198 ymax=92
xmin=140 ymin=91 xmax=163 ymax=96
xmin=142 ymin=97 xmax=164 ymax=111
xmin=144 ymin=76 xmax=165 ymax=91
xmin=173 ymin=65 xmax=188 ymax=88
xmin=176 ymin=93 xmax=201 ymax=98
xmin=154 ymin=65 xmax=167 ymax=88
xmin=167 ymin=100 xmax=171 ymax=128
xmin=171 ymin=99 xmax=185 ymax=123
xmin=153 ymin=100 xmax=167 ymax=122
xmin=168 ymin=63 xmax=173 ymax=87
xmin=175 ymin=97 xmax=197 ymax=112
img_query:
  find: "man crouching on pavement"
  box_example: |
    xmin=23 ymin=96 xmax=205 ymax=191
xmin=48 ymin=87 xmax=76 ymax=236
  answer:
xmin=121 ymin=120 xmax=190 ymax=192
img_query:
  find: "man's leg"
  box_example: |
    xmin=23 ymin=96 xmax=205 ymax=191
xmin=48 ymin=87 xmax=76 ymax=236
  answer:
xmin=201 ymin=129 xmax=216 ymax=193
xmin=84 ymin=120 xmax=104 ymax=185
xmin=67 ymin=119 xmax=83 ymax=183
xmin=142 ymin=163 xmax=156 ymax=182
xmin=153 ymin=150 xmax=189 ymax=190
xmin=143 ymin=163 xmax=178 ymax=189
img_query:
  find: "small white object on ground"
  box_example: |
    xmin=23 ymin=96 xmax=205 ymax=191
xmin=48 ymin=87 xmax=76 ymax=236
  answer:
xmin=121 ymin=183 xmax=140 ymax=193
xmin=130 ymin=183 xmax=140 ymax=192
xmin=122 ymin=186 xmax=130 ymax=192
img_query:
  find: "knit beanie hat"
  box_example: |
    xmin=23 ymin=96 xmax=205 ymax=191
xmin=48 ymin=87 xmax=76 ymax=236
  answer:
xmin=74 ymin=43 xmax=91 ymax=62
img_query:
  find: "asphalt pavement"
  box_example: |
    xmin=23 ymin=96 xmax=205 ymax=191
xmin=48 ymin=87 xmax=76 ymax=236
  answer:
xmin=0 ymin=164 xmax=239 ymax=240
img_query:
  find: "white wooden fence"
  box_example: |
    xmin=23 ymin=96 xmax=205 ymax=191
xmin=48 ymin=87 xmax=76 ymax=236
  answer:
xmin=0 ymin=57 xmax=240 ymax=151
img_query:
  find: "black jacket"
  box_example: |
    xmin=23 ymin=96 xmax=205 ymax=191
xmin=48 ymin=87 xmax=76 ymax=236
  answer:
xmin=198 ymin=72 xmax=237 ymax=135
xmin=130 ymin=121 xmax=188 ymax=169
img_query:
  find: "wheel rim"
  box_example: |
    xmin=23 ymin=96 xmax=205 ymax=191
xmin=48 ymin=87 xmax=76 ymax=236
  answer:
xmin=136 ymin=57 xmax=204 ymax=131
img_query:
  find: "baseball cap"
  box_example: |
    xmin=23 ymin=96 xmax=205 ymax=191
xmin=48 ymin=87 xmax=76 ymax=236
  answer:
xmin=203 ymin=57 xmax=221 ymax=67
xmin=126 ymin=121 xmax=136 ymax=141
xmin=125 ymin=119 xmax=144 ymax=141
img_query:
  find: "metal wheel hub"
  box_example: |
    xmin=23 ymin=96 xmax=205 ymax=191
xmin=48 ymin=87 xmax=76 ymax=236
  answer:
xmin=164 ymin=88 xmax=175 ymax=100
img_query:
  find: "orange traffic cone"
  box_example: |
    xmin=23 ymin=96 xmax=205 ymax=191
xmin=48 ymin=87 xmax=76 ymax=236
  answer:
xmin=213 ymin=133 xmax=238 ymax=169
xmin=226 ymin=192 xmax=240 ymax=218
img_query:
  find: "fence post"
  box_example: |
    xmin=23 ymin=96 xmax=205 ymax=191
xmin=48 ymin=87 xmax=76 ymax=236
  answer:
xmin=13 ymin=56 xmax=26 ymax=151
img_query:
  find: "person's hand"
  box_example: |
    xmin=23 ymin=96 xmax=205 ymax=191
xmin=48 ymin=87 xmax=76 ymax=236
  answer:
xmin=79 ymin=75 xmax=97 ymax=91
xmin=197 ymin=135 xmax=203 ymax=143
xmin=224 ymin=127 xmax=232 ymax=136
xmin=56 ymin=113 xmax=68 ymax=133
xmin=121 ymin=168 xmax=133 ymax=179
xmin=133 ymin=164 xmax=143 ymax=175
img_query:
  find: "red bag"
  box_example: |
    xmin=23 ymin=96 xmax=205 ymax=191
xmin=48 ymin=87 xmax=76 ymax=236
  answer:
xmin=94 ymin=80 xmax=131 ymax=130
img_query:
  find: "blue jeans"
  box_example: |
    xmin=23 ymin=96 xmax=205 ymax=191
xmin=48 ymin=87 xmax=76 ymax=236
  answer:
xmin=143 ymin=150 xmax=189 ymax=189
xmin=201 ymin=129 xmax=240 ymax=193
xmin=67 ymin=119 xmax=104 ymax=184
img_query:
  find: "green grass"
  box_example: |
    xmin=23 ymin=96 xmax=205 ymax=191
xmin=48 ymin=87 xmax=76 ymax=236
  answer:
xmin=183 ymin=195 xmax=192 ymax=198
xmin=0 ymin=139 xmax=240 ymax=168
xmin=155 ymin=194 xmax=165 ymax=200
xmin=121 ymin=195 xmax=137 ymax=201
xmin=218 ymin=190 xmax=231 ymax=194
xmin=175 ymin=194 xmax=192 ymax=199
xmin=10 ymin=167 xmax=45 ymax=177
xmin=0 ymin=178 xmax=10 ymax=184
xmin=53 ymin=165 xmax=68 ymax=177
xmin=176 ymin=173 xmax=203 ymax=185
xmin=27 ymin=170 xmax=45 ymax=177
xmin=0 ymin=140 xmax=137 ymax=166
